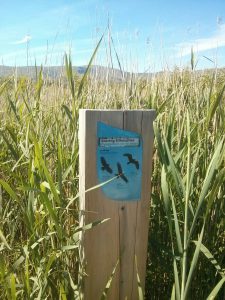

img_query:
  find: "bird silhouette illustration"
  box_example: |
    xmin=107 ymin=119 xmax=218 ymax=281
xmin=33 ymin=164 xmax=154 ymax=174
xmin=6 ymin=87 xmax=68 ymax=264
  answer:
xmin=100 ymin=157 xmax=113 ymax=174
xmin=123 ymin=153 xmax=139 ymax=169
xmin=115 ymin=162 xmax=128 ymax=183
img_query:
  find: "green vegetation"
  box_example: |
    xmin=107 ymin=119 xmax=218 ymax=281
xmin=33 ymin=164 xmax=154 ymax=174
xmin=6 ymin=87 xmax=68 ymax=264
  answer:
xmin=0 ymin=49 xmax=224 ymax=299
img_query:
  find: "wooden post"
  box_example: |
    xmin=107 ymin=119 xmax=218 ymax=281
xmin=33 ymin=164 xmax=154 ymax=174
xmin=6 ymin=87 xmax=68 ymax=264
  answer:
xmin=79 ymin=109 xmax=156 ymax=300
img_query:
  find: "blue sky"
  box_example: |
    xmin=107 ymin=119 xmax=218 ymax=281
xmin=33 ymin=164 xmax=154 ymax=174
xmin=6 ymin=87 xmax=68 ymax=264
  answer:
xmin=1 ymin=0 xmax=225 ymax=72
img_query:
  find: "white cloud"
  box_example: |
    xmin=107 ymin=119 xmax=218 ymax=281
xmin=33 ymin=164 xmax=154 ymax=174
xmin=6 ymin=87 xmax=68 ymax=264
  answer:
xmin=177 ymin=24 xmax=225 ymax=56
xmin=13 ymin=35 xmax=32 ymax=45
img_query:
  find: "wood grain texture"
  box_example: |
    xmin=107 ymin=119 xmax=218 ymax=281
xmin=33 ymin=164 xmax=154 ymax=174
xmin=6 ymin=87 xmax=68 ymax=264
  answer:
xmin=79 ymin=109 xmax=156 ymax=300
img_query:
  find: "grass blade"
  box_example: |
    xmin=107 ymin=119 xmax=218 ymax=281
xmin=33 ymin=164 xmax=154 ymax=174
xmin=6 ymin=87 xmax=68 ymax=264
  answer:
xmin=10 ymin=273 xmax=17 ymax=300
xmin=183 ymin=223 xmax=205 ymax=299
xmin=100 ymin=260 xmax=119 ymax=300
xmin=135 ymin=256 xmax=144 ymax=300
xmin=193 ymin=242 xmax=225 ymax=277
xmin=188 ymin=139 xmax=224 ymax=245
xmin=206 ymin=277 xmax=225 ymax=300
xmin=0 ymin=228 xmax=11 ymax=250
xmin=77 ymin=34 xmax=104 ymax=100
xmin=0 ymin=179 xmax=19 ymax=204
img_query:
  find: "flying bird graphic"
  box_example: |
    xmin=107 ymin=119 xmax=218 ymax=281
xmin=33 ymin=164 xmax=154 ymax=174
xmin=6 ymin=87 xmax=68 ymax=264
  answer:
xmin=115 ymin=162 xmax=128 ymax=183
xmin=100 ymin=157 xmax=113 ymax=174
xmin=123 ymin=153 xmax=139 ymax=169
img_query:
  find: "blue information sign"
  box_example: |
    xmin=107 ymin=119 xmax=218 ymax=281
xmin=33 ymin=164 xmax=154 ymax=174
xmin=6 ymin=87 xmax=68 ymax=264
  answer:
xmin=97 ymin=122 xmax=142 ymax=201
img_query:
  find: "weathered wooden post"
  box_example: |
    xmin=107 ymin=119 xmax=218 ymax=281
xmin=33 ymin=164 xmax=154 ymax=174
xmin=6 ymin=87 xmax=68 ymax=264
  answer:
xmin=79 ymin=109 xmax=156 ymax=300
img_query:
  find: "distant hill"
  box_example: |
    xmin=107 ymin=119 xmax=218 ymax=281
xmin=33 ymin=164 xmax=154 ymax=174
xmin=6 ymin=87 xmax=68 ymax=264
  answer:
xmin=0 ymin=65 xmax=223 ymax=81
xmin=0 ymin=65 xmax=133 ymax=81
xmin=0 ymin=65 xmax=81 ymax=79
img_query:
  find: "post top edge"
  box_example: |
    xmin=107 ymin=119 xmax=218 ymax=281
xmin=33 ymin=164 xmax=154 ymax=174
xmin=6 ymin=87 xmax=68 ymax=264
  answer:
xmin=79 ymin=109 xmax=156 ymax=112
xmin=79 ymin=109 xmax=156 ymax=120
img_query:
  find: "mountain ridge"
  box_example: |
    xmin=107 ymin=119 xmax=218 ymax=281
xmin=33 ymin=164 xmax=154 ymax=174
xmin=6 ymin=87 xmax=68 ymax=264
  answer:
xmin=0 ymin=65 xmax=224 ymax=81
xmin=0 ymin=65 xmax=134 ymax=81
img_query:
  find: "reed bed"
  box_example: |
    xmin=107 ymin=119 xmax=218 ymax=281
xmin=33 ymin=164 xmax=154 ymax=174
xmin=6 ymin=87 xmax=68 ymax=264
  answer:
xmin=0 ymin=50 xmax=224 ymax=299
